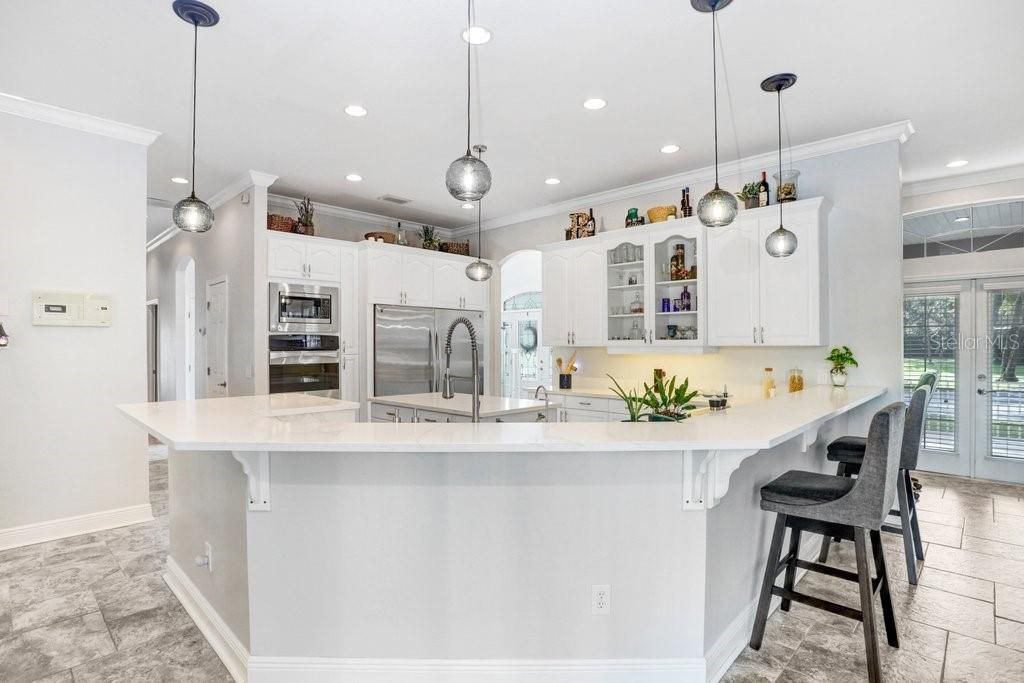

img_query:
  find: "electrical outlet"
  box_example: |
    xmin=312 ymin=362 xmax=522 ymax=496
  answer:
xmin=204 ymin=541 xmax=213 ymax=573
xmin=592 ymin=584 xmax=611 ymax=615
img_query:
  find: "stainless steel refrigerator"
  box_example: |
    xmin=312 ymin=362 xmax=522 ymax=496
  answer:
xmin=373 ymin=305 xmax=485 ymax=397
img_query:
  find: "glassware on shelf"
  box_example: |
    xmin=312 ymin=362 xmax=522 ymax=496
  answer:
xmin=774 ymin=169 xmax=800 ymax=203
xmin=630 ymin=320 xmax=642 ymax=340
xmin=629 ymin=292 xmax=644 ymax=314
xmin=762 ymin=368 xmax=777 ymax=399
xmin=787 ymin=369 xmax=804 ymax=393
xmin=661 ymin=297 xmax=671 ymax=312
xmin=660 ymin=262 xmax=670 ymax=281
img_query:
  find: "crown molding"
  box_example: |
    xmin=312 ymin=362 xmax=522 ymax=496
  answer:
xmin=0 ymin=92 xmax=160 ymax=146
xmin=451 ymin=120 xmax=915 ymax=236
xmin=901 ymin=162 xmax=1024 ymax=198
xmin=268 ymin=194 xmax=457 ymax=240
xmin=249 ymin=170 xmax=279 ymax=188
xmin=146 ymin=225 xmax=178 ymax=252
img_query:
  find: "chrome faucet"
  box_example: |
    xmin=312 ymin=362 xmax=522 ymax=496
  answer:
xmin=442 ymin=316 xmax=481 ymax=423
xmin=534 ymin=385 xmax=548 ymax=403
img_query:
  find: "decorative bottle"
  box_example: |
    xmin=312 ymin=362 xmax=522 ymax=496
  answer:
xmin=758 ymin=171 xmax=770 ymax=207
xmin=681 ymin=286 xmax=692 ymax=311
xmin=670 ymin=243 xmax=686 ymax=280
xmin=762 ymin=368 xmax=777 ymax=399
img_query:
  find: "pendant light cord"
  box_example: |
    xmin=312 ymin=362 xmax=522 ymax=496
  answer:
xmin=465 ymin=0 xmax=472 ymax=154
xmin=711 ymin=9 xmax=719 ymax=186
xmin=476 ymin=147 xmax=483 ymax=259
xmin=190 ymin=20 xmax=199 ymax=197
xmin=777 ymin=88 xmax=783 ymax=227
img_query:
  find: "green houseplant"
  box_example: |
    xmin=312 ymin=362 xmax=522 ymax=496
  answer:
xmin=607 ymin=375 xmax=650 ymax=422
xmin=642 ymin=374 xmax=699 ymax=421
xmin=826 ymin=346 xmax=859 ymax=387
xmin=293 ymin=196 xmax=315 ymax=235
xmin=736 ymin=182 xmax=761 ymax=210
xmin=420 ymin=225 xmax=441 ymax=250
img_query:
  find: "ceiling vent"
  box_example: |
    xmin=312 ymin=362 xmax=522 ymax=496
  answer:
xmin=378 ymin=194 xmax=413 ymax=205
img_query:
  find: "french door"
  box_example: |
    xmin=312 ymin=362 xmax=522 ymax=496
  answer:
xmin=905 ymin=279 xmax=1024 ymax=483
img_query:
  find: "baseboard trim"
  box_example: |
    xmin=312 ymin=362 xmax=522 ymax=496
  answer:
xmin=247 ymin=656 xmax=704 ymax=683
xmin=165 ymin=557 xmax=250 ymax=682
xmin=0 ymin=503 xmax=153 ymax=551
xmin=705 ymin=535 xmax=824 ymax=682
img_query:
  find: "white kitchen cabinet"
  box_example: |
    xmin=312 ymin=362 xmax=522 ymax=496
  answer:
xmin=540 ymin=242 xmax=606 ymax=347
xmin=267 ymin=236 xmax=306 ymax=279
xmin=463 ymin=276 xmax=488 ymax=311
xmin=339 ymin=247 xmax=359 ymax=354
xmin=340 ymin=354 xmax=359 ymax=403
xmin=362 ymin=243 xmax=490 ymax=311
xmin=562 ymin=408 xmax=609 ymax=422
xmin=402 ymin=253 xmax=435 ymax=307
xmin=267 ymin=234 xmax=342 ymax=281
xmin=433 ymin=259 xmax=465 ymax=309
xmin=541 ymin=250 xmax=572 ymax=347
xmin=707 ymin=197 xmax=829 ymax=347
xmin=306 ymin=243 xmax=343 ymax=281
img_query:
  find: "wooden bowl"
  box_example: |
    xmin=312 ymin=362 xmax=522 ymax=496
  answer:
xmin=647 ymin=205 xmax=678 ymax=223
xmin=364 ymin=231 xmax=397 ymax=244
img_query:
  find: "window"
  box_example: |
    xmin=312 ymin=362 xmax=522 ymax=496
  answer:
xmin=904 ymin=200 xmax=1024 ymax=259
xmin=986 ymin=290 xmax=1024 ymax=460
xmin=903 ymin=293 xmax=958 ymax=451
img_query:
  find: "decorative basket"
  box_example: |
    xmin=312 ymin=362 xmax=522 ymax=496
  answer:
xmin=364 ymin=231 xmax=397 ymax=244
xmin=440 ymin=241 xmax=471 ymax=256
xmin=647 ymin=205 xmax=678 ymax=223
xmin=267 ymin=214 xmax=297 ymax=232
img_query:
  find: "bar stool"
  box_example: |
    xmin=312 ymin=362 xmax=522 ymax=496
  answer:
xmin=819 ymin=373 xmax=936 ymax=583
xmin=749 ymin=402 xmax=906 ymax=683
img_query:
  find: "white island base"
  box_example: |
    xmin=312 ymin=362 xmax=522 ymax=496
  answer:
xmin=119 ymin=386 xmax=885 ymax=682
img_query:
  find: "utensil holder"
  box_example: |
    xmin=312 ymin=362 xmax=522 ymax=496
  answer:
xmin=558 ymin=373 xmax=573 ymax=389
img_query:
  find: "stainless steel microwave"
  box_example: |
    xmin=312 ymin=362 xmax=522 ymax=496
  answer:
xmin=269 ymin=283 xmax=339 ymax=334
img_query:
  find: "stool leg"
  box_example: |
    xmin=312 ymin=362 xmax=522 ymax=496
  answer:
xmin=818 ymin=462 xmax=847 ymax=563
xmin=870 ymin=529 xmax=900 ymax=648
xmin=896 ymin=469 xmax=919 ymax=585
xmin=855 ymin=528 xmax=882 ymax=683
xmin=750 ymin=514 xmax=788 ymax=650
xmin=781 ymin=527 xmax=802 ymax=612
xmin=906 ymin=470 xmax=925 ymax=561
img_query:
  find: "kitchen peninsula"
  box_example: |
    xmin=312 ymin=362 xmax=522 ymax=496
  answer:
xmin=119 ymin=384 xmax=883 ymax=682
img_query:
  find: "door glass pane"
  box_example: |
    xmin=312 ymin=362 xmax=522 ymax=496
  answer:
xmin=903 ymin=294 xmax=958 ymax=451
xmin=987 ymin=290 xmax=1024 ymax=459
xmin=606 ymin=241 xmax=645 ymax=342
xmin=653 ymin=234 xmax=698 ymax=342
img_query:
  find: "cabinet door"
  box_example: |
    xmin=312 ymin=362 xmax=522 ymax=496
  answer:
xmin=563 ymin=408 xmax=608 ymax=422
xmin=340 ymin=354 xmax=359 ymax=403
xmin=365 ymin=249 xmax=403 ymax=304
xmin=306 ymin=242 xmax=342 ymax=281
xmin=464 ymin=276 xmax=488 ymax=311
xmin=758 ymin=214 xmax=821 ymax=345
xmin=707 ymin=217 xmax=760 ymax=346
xmin=572 ymin=245 xmax=606 ymax=346
xmin=604 ymin=238 xmax=647 ymax=348
xmin=432 ymin=258 xmax=465 ymax=309
xmin=402 ymin=253 xmax=435 ymax=307
xmin=267 ymin=236 xmax=306 ymax=279
xmin=339 ymin=247 xmax=359 ymax=354
xmin=541 ymin=251 xmax=572 ymax=347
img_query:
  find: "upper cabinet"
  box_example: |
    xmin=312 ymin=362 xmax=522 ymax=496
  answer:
xmin=541 ymin=242 xmax=606 ymax=347
xmin=707 ymin=197 xmax=829 ymax=347
xmin=361 ymin=242 xmax=489 ymax=311
xmin=267 ymin=233 xmax=342 ymax=281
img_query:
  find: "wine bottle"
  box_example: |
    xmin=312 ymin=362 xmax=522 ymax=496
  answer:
xmin=758 ymin=172 xmax=770 ymax=208
xmin=681 ymin=187 xmax=693 ymax=218
xmin=587 ymin=208 xmax=596 ymax=236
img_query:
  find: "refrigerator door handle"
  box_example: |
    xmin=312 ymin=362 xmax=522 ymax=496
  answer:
xmin=432 ymin=326 xmax=440 ymax=392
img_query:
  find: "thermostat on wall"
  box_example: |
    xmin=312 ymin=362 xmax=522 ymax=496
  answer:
xmin=32 ymin=291 xmax=113 ymax=327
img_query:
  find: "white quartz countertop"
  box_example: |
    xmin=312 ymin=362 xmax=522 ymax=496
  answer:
xmin=119 ymin=385 xmax=885 ymax=454
xmin=368 ymin=393 xmax=551 ymax=418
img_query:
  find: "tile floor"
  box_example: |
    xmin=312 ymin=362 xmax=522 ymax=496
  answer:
xmin=724 ymin=471 xmax=1024 ymax=682
xmin=0 ymin=460 xmax=231 ymax=682
xmin=2 ymin=464 xmax=1023 ymax=681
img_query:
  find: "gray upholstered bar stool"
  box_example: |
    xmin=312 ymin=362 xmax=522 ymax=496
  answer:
xmin=749 ymin=402 xmax=906 ymax=683
xmin=819 ymin=373 xmax=937 ymax=584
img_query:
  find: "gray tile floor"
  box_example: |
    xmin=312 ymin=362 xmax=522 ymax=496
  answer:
xmin=0 ymin=460 xmax=231 ymax=682
xmin=3 ymin=464 xmax=1023 ymax=681
xmin=725 ymin=471 xmax=1024 ymax=682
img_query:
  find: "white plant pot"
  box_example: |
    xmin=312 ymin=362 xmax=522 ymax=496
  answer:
xmin=831 ymin=370 xmax=848 ymax=387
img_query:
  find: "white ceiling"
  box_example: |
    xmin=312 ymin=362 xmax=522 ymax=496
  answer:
xmin=3 ymin=0 xmax=1024 ymax=241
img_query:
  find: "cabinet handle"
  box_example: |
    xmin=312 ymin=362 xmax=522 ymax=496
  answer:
xmin=342 ymin=340 xmax=346 ymax=354
xmin=341 ymin=357 xmax=346 ymax=370
xmin=567 ymin=332 xmax=571 ymax=344
xmin=753 ymin=326 xmax=757 ymax=343
xmin=648 ymin=330 xmax=653 ymax=344
xmin=571 ymin=331 xmax=576 ymax=345
xmin=760 ymin=327 xmax=765 ymax=344
xmin=579 ymin=401 xmax=592 ymax=406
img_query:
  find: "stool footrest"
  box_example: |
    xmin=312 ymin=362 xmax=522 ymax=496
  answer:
xmin=771 ymin=586 xmax=863 ymax=622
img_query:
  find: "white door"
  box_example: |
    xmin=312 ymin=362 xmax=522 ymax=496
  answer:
xmin=542 ymin=251 xmax=571 ymax=347
xmin=757 ymin=214 xmax=819 ymax=345
xmin=267 ymin=236 xmax=306 ymax=279
xmin=306 ymin=242 xmax=342 ymax=281
xmin=572 ymin=246 xmax=606 ymax=346
xmin=340 ymin=354 xmax=359 ymax=403
xmin=206 ymin=279 xmax=229 ymax=397
xmin=433 ymin=258 xmax=465 ymax=309
xmin=402 ymin=253 xmax=436 ymax=307
xmin=365 ymin=249 xmax=403 ymax=304
xmin=339 ymin=247 xmax=358 ymax=354
xmin=707 ymin=217 xmax=760 ymax=346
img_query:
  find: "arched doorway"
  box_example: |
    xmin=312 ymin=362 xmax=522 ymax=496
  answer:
xmin=499 ymin=250 xmax=551 ymax=398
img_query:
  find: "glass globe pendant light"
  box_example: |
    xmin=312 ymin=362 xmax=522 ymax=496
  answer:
xmin=692 ymin=0 xmax=737 ymax=228
xmin=761 ymin=73 xmax=799 ymax=258
xmin=465 ymin=145 xmax=493 ymax=282
xmin=445 ymin=0 xmax=491 ymax=202
xmin=172 ymin=1 xmax=219 ymax=234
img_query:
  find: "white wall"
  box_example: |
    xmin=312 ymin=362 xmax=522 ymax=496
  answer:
xmin=486 ymin=142 xmax=905 ymax=433
xmin=500 ymin=250 xmax=543 ymax=302
xmin=0 ymin=109 xmax=152 ymax=538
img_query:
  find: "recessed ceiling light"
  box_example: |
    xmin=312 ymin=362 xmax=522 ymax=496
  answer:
xmin=946 ymin=159 xmax=968 ymax=168
xmin=545 ymin=178 xmax=561 ymax=185
xmin=461 ymin=26 xmax=491 ymax=44
xmin=954 ymin=216 xmax=970 ymax=223
xmin=583 ymin=98 xmax=607 ymax=110
xmin=345 ymin=173 xmax=362 ymax=182
xmin=462 ymin=203 xmax=475 ymax=209
xmin=171 ymin=176 xmax=189 ymax=184
xmin=660 ymin=144 xmax=680 ymax=154
xmin=344 ymin=105 xmax=367 ymax=117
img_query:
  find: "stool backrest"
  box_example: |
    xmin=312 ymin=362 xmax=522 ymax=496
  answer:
xmin=842 ymin=402 xmax=906 ymax=529
xmin=901 ymin=385 xmax=932 ymax=470
xmin=916 ymin=371 xmax=938 ymax=397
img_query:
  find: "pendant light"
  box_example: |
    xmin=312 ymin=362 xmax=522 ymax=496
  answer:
xmin=172 ymin=1 xmax=219 ymax=234
xmin=761 ymin=73 xmax=799 ymax=258
xmin=465 ymin=145 xmax=494 ymax=282
xmin=692 ymin=0 xmax=737 ymax=228
xmin=445 ymin=0 xmax=492 ymax=202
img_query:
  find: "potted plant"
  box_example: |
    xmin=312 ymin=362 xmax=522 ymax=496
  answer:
xmin=642 ymin=374 xmax=699 ymax=421
xmin=420 ymin=225 xmax=440 ymax=250
xmin=607 ymin=375 xmax=650 ymax=422
xmin=736 ymin=182 xmax=761 ymax=210
xmin=826 ymin=346 xmax=859 ymax=387
xmin=293 ymin=196 xmax=315 ymax=235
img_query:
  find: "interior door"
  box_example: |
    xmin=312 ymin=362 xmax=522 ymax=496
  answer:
xmin=758 ymin=214 xmax=818 ymax=345
xmin=402 ymin=254 xmax=436 ymax=307
xmin=707 ymin=217 xmax=759 ymax=346
xmin=206 ymin=279 xmax=229 ymax=398
xmin=573 ymin=245 xmax=607 ymax=346
xmin=542 ymin=251 xmax=571 ymax=347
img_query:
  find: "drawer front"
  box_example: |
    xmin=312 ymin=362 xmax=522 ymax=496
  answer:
xmin=563 ymin=408 xmax=608 ymax=423
xmin=563 ymin=396 xmax=611 ymax=412
xmin=414 ymin=408 xmax=470 ymax=424
xmin=370 ymin=402 xmax=409 ymax=422
xmin=494 ymin=408 xmax=556 ymax=423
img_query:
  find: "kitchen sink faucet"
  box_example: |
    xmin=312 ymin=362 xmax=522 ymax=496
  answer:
xmin=442 ymin=316 xmax=481 ymax=423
